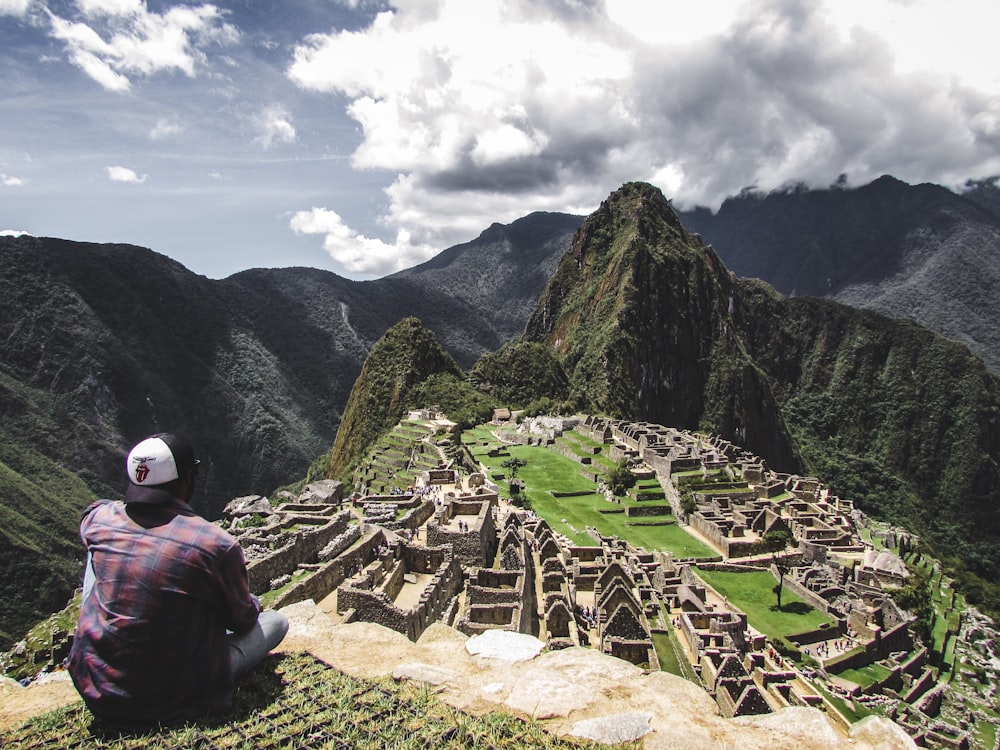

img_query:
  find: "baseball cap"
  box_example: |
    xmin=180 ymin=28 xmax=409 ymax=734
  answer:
xmin=124 ymin=433 xmax=199 ymax=504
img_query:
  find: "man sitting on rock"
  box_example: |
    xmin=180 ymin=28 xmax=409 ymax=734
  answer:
xmin=68 ymin=433 xmax=288 ymax=726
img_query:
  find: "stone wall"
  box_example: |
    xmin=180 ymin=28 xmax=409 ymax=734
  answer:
xmin=338 ymin=543 xmax=464 ymax=641
xmin=269 ymin=527 xmax=383 ymax=609
xmin=425 ymin=498 xmax=498 ymax=566
xmin=244 ymin=509 xmax=352 ymax=594
xmin=777 ymin=565 xmax=835 ymax=615
xmin=689 ymin=512 xmax=757 ymax=558
xmin=625 ymin=504 xmax=672 ymax=517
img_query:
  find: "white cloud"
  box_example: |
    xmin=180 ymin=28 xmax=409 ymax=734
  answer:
xmin=2 ymin=173 xmax=25 ymax=186
xmin=0 ymin=229 xmax=33 ymax=236
xmin=254 ymin=105 xmax=296 ymax=148
xmin=284 ymin=0 xmax=1000 ymax=276
xmin=46 ymin=2 xmax=240 ymax=91
xmin=150 ymin=117 xmax=184 ymax=140
xmin=0 ymin=0 xmax=32 ymax=16
xmin=289 ymin=206 xmax=431 ymax=275
xmin=76 ymin=0 xmax=144 ymax=17
xmin=106 ymin=165 xmax=147 ymax=183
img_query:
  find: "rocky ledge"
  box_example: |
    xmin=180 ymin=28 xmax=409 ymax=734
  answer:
xmin=2 ymin=600 xmax=917 ymax=749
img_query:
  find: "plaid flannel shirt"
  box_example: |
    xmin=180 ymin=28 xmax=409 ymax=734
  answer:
xmin=68 ymin=498 xmax=260 ymax=725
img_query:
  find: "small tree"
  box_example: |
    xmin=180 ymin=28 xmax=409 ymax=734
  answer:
xmin=501 ymin=457 xmax=526 ymax=481
xmin=607 ymin=458 xmax=637 ymax=497
xmin=754 ymin=530 xmax=794 ymax=610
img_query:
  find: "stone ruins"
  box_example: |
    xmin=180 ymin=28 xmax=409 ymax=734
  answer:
xmin=218 ymin=412 xmax=986 ymax=750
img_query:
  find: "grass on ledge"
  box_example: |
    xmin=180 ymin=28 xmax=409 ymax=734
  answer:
xmin=1 ymin=653 xmax=626 ymax=750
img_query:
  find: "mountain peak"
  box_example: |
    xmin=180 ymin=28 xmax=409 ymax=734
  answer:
xmin=325 ymin=317 xmax=460 ymax=479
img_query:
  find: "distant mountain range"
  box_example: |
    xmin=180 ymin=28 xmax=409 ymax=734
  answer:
xmin=1 ymin=174 xmax=998 ymax=645
xmin=0 ymin=217 xmax=577 ymax=644
xmin=677 ymin=175 xmax=1000 ymax=374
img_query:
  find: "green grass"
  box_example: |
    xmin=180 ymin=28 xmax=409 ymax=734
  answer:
xmin=973 ymin=718 xmax=999 ymax=750
xmin=1 ymin=653 xmax=622 ymax=749
xmin=469 ymin=434 xmax=715 ymax=557
xmin=812 ymin=681 xmax=871 ymax=724
xmin=650 ymin=631 xmax=683 ymax=677
xmin=837 ymin=663 xmax=893 ymax=690
xmin=693 ymin=568 xmax=834 ymax=640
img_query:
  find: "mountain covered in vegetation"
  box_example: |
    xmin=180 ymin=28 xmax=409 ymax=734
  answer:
xmin=3 ymin=176 xmax=1000 ymax=645
xmin=678 ymin=175 xmax=1000 ymax=374
xmin=0 ymin=217 xmax=575 ymax=644
xmin=324 ymin=317 xmax=463 ymax=480
xmin=526 ymin=182 xmax=1000 ymax=591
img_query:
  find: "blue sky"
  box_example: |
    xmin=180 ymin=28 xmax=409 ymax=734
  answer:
xmin=2 ymin=0 xmax=999 ymax=280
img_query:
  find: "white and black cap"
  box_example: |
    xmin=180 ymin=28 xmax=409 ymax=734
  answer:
xmin=124 ymin=433 xmax=199 ymax=504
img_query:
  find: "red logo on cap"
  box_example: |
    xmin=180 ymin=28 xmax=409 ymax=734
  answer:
xmin=132 ymin=455 xmax=156 ymax=484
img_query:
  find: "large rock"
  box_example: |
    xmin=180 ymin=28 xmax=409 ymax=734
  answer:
xmin=465 ymin=630 xmax=544 ymax=662
xmin=276 ymin=602 xmax=918 ymax=750
xmin=297 ymin=480 xmax=343 ymax=505
xmin=224 ymin=495 xmax=273 ymax=517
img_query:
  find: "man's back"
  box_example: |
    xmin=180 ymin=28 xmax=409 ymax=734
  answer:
xmin=69 ymin=498 xmax=260 ymax=725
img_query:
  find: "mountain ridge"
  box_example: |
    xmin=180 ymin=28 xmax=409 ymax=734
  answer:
xmin=3 ymin=175 xmax=1000 ymax=643
xmin=525 ymin=182 xmax=1000 ymax=581
xmin=678 ymin=174 xmax=1000 ymax=374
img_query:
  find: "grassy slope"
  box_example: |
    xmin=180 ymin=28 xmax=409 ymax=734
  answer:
xmin=0 ymin=653 xmax=617 ymax=749
xmin=0 ymin=371 xmax=101 ymax=645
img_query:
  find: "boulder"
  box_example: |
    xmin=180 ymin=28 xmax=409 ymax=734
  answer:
xmin=224 ymin=495 xmax=273 ymax=517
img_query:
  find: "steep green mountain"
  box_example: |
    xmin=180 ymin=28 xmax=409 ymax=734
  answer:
xmin=468 ymin=339 xmax=572 ymax=408
xmin=527 ymin=182 xmax=1000 ymax=581
xmin=325 ymin=318 xmax=462 ymax=481
xmin=678 ymin=175 xmax=1000 ymax=374
xmin=526 ymin=182 xmax=799 ymax=469
xmin=0 ymin=215 xmax=575 ymax=644
xmin=736 ymin=282 xmax=1000 ymax=574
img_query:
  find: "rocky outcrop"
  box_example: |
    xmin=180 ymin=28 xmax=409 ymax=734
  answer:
xmin=277 ymin=601 xmax=915 ymax=749
xmin=0 ymin=600 xmax=919 ymax=748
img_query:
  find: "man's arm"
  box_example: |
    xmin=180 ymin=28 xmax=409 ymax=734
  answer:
xmin=217 ymin=543 xmax=261 ymax=636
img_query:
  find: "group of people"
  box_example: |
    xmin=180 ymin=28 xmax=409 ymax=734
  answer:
xmin=803 ymin=638 xmax=851 ymax=659
xmin=577 ymin=604 xmax=599 ymax=629
xmin=456 ymin=518 xmax=471 ymax=532
xmin=67 ymin=433 xmax=289 ymax=728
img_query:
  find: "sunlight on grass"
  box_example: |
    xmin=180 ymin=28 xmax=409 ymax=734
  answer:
xmin=694 ymin=568 xmax=833 ymax=639
xmin=466 ymin=429 xmax=715 ymax=557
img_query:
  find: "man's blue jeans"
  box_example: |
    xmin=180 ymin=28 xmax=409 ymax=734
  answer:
xmin=229 ymin=610 xmax=289 ymax=679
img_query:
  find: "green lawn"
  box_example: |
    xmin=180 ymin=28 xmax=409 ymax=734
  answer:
xmin=468 ymin=431 xmax=715 ymax=557
xmin=693 ymin=568 xmax=834 ymax=640
xmin=651 ymin=630 xmax=684 ymax=676
xmin=812 ymin=681 xmax=871 ymax=724
xmin=837 ymin=662 xmax=894 ymax=690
